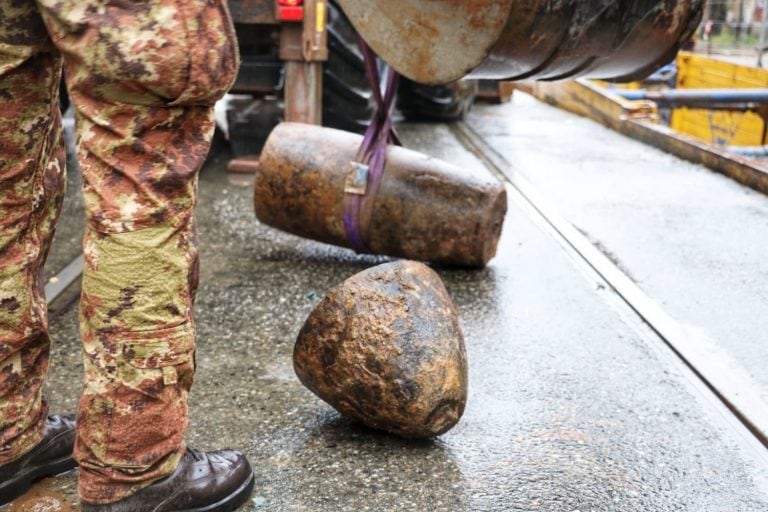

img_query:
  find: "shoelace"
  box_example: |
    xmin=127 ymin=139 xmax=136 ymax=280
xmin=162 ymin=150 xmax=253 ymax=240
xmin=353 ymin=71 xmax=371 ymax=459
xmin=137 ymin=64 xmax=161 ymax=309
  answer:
xmin=188 ymin=448 xmax=205 ymax=462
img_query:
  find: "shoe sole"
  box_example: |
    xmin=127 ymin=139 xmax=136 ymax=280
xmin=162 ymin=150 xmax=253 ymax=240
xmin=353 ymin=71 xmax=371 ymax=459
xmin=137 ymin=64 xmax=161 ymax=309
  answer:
xmin=0 ymin=454 xmax=77 ymax=506
xmin=177 ymin=469 xmax=256 ymax=512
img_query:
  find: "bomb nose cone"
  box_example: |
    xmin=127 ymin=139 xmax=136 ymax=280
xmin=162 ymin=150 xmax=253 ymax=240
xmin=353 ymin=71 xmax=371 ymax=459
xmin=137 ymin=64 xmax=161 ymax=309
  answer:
xmin=294 ymin=260 xmax=468 ymax=438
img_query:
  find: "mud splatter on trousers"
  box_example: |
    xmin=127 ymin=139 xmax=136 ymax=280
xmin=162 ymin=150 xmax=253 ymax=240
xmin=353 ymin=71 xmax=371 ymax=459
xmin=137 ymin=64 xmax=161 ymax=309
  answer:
xmin=0 ymin=0 xmax=239 ymax=503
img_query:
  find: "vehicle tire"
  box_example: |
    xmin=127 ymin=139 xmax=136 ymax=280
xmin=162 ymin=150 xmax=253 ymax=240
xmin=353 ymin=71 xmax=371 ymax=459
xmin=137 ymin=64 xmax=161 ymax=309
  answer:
xmin=322 ymin=1 xmax=375 ymax=133
xmin=396 ymin=79 xmax=479 ymax=122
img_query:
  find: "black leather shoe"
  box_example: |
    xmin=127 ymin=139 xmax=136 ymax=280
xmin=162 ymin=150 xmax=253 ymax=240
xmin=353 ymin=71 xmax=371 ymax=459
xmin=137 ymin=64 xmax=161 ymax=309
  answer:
xmin=81 ymin=449 xmax=254 ymax=512
xmin=0 ymin=415 xmax=77 ymax=505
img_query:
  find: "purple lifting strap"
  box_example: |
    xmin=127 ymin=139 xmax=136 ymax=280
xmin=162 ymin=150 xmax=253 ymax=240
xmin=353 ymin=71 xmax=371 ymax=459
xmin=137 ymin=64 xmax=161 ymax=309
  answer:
xmin=342 ymin=38 xmax=401 ymax=254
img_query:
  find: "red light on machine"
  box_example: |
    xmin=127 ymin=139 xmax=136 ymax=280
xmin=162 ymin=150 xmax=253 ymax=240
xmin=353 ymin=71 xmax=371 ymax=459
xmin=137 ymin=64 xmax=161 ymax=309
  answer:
xmin=277 ymin=0 xmax=304 ymax=21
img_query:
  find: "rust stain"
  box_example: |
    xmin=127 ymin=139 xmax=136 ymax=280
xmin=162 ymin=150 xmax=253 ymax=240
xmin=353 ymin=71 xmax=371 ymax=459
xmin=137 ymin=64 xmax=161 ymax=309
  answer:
xmin=338 ymin=0 xmax=702 ymax=83
xmin=6 ymin=479 xmax=78 ymax=512
xmin=256 ymin=123 xmax=507 ymax=267
xmin=294 ymin=261 xmax=468 ymax=439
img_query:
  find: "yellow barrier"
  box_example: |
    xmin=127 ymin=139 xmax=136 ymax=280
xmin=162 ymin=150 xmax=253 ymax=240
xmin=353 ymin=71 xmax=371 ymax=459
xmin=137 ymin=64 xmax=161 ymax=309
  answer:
xmin=528 ymin=79 xmax=768 ymax=196
xmin=672 ymin=52 xmax=768 ymax=147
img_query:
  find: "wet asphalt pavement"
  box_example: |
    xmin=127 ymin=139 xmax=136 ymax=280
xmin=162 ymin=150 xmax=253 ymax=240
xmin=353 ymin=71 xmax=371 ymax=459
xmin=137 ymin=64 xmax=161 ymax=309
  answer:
xmin=18 ymin=98 xmax=768 ymax=511
xmin=465 ymin=93 xmax=768 ymax=407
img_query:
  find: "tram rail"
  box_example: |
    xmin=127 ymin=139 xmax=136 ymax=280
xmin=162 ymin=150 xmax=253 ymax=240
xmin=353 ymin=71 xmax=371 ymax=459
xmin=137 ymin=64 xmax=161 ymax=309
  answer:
xmin=452 ymin=120 xmax=768 ymax=458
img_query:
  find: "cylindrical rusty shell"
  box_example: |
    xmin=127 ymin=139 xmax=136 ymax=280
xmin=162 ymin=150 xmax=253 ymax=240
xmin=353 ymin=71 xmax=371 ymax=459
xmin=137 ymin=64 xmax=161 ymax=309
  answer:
xmin=255 ymin=123 xmax=507 ymax=267
xmin=294 ymin=260 xmax=468 ymax=438
xmin=335 ymin=0 xmax=704 ymax=84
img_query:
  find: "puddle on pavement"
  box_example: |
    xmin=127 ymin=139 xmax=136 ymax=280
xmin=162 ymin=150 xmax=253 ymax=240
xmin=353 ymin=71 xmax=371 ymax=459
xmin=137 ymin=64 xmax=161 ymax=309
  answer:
xmin=7 ymin=479 xmax=78 ymax=512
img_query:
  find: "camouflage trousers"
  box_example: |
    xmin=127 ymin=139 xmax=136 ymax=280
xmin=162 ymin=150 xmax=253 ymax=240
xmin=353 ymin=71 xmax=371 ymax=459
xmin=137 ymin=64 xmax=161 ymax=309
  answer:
xmin=0 ymin=0 xmax=238 ymax=504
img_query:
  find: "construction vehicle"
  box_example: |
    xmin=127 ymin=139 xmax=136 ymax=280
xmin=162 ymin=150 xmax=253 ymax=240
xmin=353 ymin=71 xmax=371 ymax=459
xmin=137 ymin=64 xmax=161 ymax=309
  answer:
xmin=226 ymin=0 xmax=483 ymax=155
xmin=227 ymin=1 xmax=702 ymax=155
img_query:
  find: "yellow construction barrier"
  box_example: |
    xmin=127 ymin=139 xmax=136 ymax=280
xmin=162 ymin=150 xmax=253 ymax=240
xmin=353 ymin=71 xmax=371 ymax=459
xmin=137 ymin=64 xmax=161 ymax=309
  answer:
xmin=672 ymin=52 xmax=768 ymax=147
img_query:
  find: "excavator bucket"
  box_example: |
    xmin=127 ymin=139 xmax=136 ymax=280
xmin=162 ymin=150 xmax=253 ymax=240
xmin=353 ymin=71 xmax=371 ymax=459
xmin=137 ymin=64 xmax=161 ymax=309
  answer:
xmin=335 ymin=0 xmax=704 ymax=85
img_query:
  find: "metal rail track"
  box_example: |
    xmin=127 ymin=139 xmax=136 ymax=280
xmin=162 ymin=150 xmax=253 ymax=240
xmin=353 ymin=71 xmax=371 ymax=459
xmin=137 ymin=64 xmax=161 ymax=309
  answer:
xmin=452 ymin=121 xmax=768 ymax=460
xmin=44 ymin=254 xmax=84 ymax=304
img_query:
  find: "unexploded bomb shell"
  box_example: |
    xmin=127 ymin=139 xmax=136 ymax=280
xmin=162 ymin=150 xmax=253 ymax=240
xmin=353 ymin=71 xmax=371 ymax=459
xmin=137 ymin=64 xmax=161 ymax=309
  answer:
xmin=294 ymin=260 xmax=468 ymax=438
xmin=256 ymin=122 xmax=507 ymax=268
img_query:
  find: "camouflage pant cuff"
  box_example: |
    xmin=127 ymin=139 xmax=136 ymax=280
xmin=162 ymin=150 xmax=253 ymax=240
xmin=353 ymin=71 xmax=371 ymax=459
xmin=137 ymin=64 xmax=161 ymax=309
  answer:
xmin=77 ymin=441 xmax=186 ymax=504
xmin=75 ymin=322 xmax=194 ymax=504
xmin=0 ymin=402 xmax=47 ymax=466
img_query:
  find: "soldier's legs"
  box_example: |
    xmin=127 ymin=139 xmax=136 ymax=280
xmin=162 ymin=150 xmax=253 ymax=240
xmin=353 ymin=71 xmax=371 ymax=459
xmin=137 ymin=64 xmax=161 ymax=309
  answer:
xmin=0 ymin=1 xmax=67 ymax=465
xmin=36 ymin=0 xmax=239 ymax=504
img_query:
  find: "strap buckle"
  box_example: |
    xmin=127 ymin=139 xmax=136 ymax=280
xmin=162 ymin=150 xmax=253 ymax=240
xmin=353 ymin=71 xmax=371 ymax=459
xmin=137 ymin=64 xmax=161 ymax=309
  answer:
xmin=344 ymin=161 xmax=370 ymax=196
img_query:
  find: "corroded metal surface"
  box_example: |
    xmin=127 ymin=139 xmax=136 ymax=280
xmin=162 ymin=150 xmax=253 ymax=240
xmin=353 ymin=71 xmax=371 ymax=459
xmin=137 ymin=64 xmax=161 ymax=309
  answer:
xmin=335 ymin=0 xmax=512 ymax=85
xmin=293 ymin=261 xmax=468 ymax=438
xmin=283 ymin=62 xmax=323 ymax=124
xmin=336 ymin=0 xmax=704 ymax=84
xmin=255 ymin=123 xmax=507 ymax=267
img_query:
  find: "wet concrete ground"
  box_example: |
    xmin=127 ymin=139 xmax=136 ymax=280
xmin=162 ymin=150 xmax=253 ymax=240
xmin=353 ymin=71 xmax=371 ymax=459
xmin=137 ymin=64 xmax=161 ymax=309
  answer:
xmin=16 ymin=101 xmax=768 ymax=510
xmin=465 ymin=93 xmax=768 ymax=406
